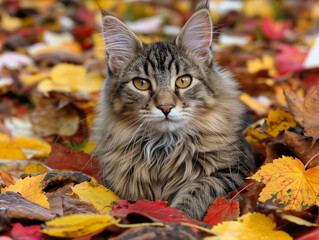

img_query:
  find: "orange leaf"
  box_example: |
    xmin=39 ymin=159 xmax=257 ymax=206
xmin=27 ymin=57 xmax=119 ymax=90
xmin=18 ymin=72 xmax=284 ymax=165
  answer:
xmin=203 ymin=197 xmax=239 ymax=226
xmin=1 ymin=173 xmax=50 ymax=209
xmin=0 ymin=171 xmax=19 ymax=187
xmin=250 ymin=156 xmax=319 ymax=210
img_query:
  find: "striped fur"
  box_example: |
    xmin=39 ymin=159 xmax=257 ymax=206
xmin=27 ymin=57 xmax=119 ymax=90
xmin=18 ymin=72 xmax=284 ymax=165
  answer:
xmin=94 ymin=4 xmax=255 ymax=220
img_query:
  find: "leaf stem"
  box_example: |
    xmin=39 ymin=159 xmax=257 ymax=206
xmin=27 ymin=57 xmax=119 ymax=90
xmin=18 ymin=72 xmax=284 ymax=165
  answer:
xmin=304 ymin=152 xmax=319 ymax=169
xmin=180 ymin=222 xmax=214 ymax=234
xmin=230 ymin=182 xmax=254 ymax=202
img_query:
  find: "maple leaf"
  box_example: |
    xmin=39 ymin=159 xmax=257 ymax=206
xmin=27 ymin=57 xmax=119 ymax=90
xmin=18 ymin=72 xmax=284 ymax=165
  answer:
xmin=260 ymin=17 xmax=290 ymax=41
xmin=275 ymin=44 xmax=308 ymax=75
xmin=207 ymin=212 xmax=292 ymax=240
xmin=1 ymin=173 xmax=50 ymax=209
xmin=41 ymin=214 xmax=120 ymax=238
xmin=265 ymin=108 xmax=296 ymax=137
xmin=112 ymin=200 xmax=198 ymax=225
xmin=4 ymin=223 xmax=44 ymax=240
xmin=250 ymin=156 xmax=319 ymax=211
xmin=203 ymin=197 xmax=239 ymax=227
xmin=71 ymin=181 xmax=120 ymax=214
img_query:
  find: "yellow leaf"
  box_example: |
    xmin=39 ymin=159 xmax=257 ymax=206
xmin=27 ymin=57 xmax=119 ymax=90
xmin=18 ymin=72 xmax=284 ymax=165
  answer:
xmin=0 ymin=142 xmax=27 ymax=160
xmin=250 ymin=156 xmax=319 ymax=211
xmin=210 ymin=212 xmax=292 ymax=240
xmin=0 ymin=133 xmax=10 ymax=143
xmin=51 ymin=63 xmax=87 ymax=91
xmin=83 ymin=139 xmax=96 ymax=154
xmin=42 ymin=214 xmax=120 ymax=238
xmin=243 ymin=0 xmax=274 ymax=18
xmin=240 ymin=93 xmax=268 ymax=115
xmin=1 ymin=173 xmax=50 ymax=209
xmin=277 ymin=212 xmax=318 ymax=227
xmin=71 ymin=181 xmax=119 ymax=214
xmin=23 ymin=162 xmax=51 ymax=174
xmin=11 ymin=137 xmax=51 ymax=158
xmin=20 ymin=72 xmax=50 ymax=85
xmin=265 ymin=108 xmax=296 ymax=137
xmin=247 ymin=56 xmax=278 ymax=76
xmin=37 ymin=64 xmax=103 ymax=93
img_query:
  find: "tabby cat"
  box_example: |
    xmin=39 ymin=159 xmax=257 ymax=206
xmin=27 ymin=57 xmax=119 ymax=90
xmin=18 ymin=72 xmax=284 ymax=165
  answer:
xmin=94 ymin=1 xmax=256 ymax=220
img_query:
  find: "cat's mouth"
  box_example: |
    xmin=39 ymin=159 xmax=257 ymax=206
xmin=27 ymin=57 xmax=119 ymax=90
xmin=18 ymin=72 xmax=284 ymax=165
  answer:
xmin=152 ymin=117 xmax=187 ymax=132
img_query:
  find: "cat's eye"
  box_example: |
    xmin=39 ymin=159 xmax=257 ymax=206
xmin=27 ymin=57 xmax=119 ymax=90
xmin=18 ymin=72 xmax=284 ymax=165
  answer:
xmin=133 ymin=78 xmax=151 ymax=91
xmin=176 ymin=75 xmax=192 ymax=89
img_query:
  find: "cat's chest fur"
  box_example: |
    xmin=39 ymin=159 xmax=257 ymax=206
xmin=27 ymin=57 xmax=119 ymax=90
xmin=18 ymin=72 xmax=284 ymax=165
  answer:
xmin=101 ymin=129 xmax=235 ymax=202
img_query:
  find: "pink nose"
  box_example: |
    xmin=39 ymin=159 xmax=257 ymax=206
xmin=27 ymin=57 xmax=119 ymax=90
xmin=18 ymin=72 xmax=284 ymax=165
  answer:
xmin=158 ymin=104 xmax=174 ymax=117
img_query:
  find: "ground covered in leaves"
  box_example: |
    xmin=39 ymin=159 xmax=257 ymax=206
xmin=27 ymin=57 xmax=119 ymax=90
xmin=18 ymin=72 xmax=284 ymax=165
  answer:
xmin=0 ymin=0 xmax=319 ymax=239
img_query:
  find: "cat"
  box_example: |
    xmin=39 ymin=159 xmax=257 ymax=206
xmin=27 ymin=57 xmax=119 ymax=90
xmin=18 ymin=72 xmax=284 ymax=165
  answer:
xmin=93 ymin=1 xmax=256 ymax=220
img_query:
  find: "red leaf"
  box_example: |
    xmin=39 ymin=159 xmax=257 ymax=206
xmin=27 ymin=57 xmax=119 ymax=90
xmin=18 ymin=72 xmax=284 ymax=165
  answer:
xmin=296 ymin=228 xmax=319 ymax=240
xmin=203 ymin=197 xmax=239 ymax=226
xmin=260 ymin=17 xmax=290 ymax=41
xmin=112 ymin=200 xmax=198 ymax=225
xmin=275 ymin=44 xmax=308 ymax=75
xmin=45 ymin=144 xmax=103 ymax=184
xmin=4 ymin=223 xmax=43 ymax=240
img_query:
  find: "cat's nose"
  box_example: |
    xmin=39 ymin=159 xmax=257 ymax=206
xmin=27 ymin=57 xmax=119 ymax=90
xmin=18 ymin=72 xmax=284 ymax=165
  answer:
xmin=158 ymin=104 xmax=175 ymax=117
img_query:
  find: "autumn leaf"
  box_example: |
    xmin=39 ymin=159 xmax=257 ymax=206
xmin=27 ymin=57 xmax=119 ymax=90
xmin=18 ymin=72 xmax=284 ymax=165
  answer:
xmin=303 ymin=86 xmax=319 ymax=146
xmin=203 ymin=197 xmax=239 ymax=227
xmin=71 ymin=181 xmax=120 ymax=214
xmin=41 ymin=214 xmax=120 ymax=238
xmin=206 ymin=212 xmax=292 ymax=240
xmin=0 ymin=141 xmax=27 ymax=160
xmin=11 ymin=136 xmax=52 ymax=158
xmin=250 ymin=156 xmax=319 ymax=211
xmin=1 ymin=173 xmax=50 ymax=209
xmin=275 ymin=44 xmax=308 ymax=75
xmin=113 ymin=200 xmax=198 ymax=225
xmin=260 ymin=17 xmax=290 ymax=41
xmin=4 ymin=223 xmax=44 ymax=240
xmin=0 ymin=171 xmax=19 ymax=187
xmin=265 ymin=108 xmax=296 ymax=137
xmin=240 ymin=93 xmax=268 ymax=115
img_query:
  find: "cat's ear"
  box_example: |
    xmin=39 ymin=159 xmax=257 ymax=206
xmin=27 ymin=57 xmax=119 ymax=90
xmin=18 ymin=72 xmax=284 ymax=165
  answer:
xmin=175 ymin=7 xmax=213 ymax=62
xmin=102 ymin=15 xmax=143 ymax=72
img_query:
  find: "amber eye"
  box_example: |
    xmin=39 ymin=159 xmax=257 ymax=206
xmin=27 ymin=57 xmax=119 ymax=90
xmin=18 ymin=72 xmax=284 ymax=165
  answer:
xmin=133 ymin=78 xmax=151 ymax=91
xmin=176 ymin=75 xmax=192 ymax=89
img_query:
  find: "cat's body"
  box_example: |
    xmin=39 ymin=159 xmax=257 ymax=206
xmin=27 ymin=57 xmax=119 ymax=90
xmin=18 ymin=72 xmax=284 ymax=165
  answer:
xmin=94 ymin=2 xmax=255 ymax=220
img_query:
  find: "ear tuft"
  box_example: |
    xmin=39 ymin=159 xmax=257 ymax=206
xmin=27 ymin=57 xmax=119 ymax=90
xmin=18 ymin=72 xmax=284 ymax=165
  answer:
xmin=195 ymin=0 xmax=210 ymax=11
xmin=176 ymin=9 xmax=213 ymax=61
xmin=102 ymin=16 xmax=142 ymax=72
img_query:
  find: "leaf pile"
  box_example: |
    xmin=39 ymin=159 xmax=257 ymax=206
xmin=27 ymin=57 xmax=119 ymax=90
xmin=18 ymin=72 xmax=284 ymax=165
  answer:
xmin=1 ymin=0 xmax=319 ymax=239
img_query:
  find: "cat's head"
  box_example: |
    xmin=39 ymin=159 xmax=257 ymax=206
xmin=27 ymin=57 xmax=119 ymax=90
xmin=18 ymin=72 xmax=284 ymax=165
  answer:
xmin=99 ymin=2 xmax=243 ymax=136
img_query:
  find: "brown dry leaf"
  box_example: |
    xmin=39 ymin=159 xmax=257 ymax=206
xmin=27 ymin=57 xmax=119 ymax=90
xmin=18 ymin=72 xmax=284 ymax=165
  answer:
xmin=303 ymin=86 xmax=319 ymax=146
xmin=250 ymin=156 xmax=319 ymax=211
xmin=116 ymin=225 xmax=201 ymax=240
xmin=1 ymin=173 xmax=50 ymax=209
xmin=284 ymin=131 xmax=319 ymax=168
xmin=31 ymin=97 xmax=80 ymax=138
xmin=265 ymin=108 xmax=297 ymax=137
xmin=284 ymin=90 xmax=304 ymax=127
xmin=62 ymin=196 xmax=100 ymax=216
xmin=0 ymin=191 xmax=55 ymax=221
